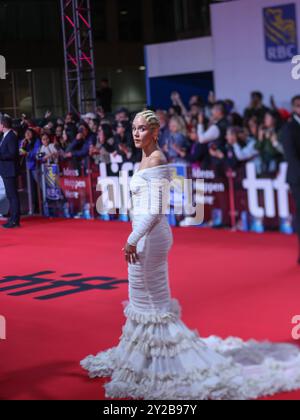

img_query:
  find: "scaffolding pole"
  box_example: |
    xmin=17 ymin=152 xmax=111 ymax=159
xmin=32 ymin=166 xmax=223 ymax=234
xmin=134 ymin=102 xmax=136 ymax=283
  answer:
xmin=60 ymin=0 xmax=97 ymax=115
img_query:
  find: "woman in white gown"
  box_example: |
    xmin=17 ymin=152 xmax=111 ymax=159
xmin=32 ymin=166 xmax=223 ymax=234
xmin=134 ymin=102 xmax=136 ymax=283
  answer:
xmin=81 ymin=110 xmax=300 ymax=400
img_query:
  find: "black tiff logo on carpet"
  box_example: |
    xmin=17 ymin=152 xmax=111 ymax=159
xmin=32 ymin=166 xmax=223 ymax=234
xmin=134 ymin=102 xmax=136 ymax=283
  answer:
xmin=0 ymin=271 xmax=128 ymax=300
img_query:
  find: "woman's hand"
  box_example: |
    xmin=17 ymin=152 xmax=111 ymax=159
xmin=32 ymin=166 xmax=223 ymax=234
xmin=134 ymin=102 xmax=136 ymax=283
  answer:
xmin=89 ymin=145 xmax=98 ymax=156
xmin=122 ymin=242 xmax=139 ymax=264
xmin=19 ymin=149 xmax=28 ymax=156
xmin=209 ymin=148 xmax=224 ymax=160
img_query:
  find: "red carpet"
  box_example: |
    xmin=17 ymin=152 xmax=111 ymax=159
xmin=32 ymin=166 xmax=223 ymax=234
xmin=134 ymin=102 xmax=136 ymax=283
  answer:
xmin=0 ymin=217 xmax=300 ymax=400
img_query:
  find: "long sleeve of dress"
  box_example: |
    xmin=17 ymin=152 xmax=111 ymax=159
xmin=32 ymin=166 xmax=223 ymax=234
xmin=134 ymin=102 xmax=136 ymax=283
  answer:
xmin=127 ymin=166 xmax=172 ymax=246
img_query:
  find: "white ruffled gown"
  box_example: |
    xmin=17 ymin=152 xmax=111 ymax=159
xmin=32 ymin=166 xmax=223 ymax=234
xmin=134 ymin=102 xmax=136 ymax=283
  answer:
xmin=81 ymin=164 xmax=300 ymax=400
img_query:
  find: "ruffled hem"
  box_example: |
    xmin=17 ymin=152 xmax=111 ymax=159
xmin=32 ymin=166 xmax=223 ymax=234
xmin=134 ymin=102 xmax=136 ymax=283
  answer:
xmin=122 ymin=298 xmax=182 ymax=325
xmin=80 ymin=299 xmax=300 ymax=400
xmin=104 ymin=364 xmax=245 ymax=401
xmin=81 ymin=345 xmax=245 ymax=400
xmin=80 ymin=348 xmax=116 ymax=379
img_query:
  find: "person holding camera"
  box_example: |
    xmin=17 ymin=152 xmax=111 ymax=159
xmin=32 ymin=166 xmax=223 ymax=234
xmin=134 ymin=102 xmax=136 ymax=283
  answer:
xmin=37 ymin=133 xmax=58 ymax=164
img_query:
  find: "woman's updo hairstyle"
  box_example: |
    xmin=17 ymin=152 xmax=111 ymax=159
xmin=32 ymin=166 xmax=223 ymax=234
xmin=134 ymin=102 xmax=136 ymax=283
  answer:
xmin=135 ymin=110 xmax=160 ymax=131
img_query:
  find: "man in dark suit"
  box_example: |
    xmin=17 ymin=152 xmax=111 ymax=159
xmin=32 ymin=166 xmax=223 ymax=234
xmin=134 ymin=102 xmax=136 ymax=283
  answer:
xmin=282 ymin=96 xmax=300 ymax=264
xmin=0 ymin=115 xmax=21 ymax=228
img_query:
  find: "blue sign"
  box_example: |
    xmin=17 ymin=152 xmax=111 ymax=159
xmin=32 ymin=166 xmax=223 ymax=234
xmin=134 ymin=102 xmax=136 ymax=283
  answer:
xmin=45 ymin=164 xmax=62 ymax=201
xmin=264 ymin=3 xmax=298 ymax=62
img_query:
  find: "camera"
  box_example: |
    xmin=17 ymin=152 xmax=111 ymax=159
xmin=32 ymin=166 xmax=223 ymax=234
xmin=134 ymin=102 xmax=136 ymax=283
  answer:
xmin=37 ymin=152 xmax=46 ymax=160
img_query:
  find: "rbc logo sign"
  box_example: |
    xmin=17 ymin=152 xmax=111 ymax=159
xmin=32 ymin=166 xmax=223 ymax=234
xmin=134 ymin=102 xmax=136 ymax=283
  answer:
xmin=263 ymin=4 xmax=298 ymax=62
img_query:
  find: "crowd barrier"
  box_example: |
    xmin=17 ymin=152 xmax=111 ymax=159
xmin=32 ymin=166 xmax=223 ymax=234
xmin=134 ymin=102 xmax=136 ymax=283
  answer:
xmin=0 ymin=160 xmax=33 ymax=218
xmin=0 ymin=159 xmax=295 ymax=234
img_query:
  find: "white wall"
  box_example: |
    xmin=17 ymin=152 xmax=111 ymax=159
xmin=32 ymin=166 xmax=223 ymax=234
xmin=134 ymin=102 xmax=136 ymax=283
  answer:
xmin=211 ymin=0 xmax=300 ymax=112
xmin=145 ymin=0 xmax=300 ymax=113
xmin=145 ymin=37 xmax=214 ymax=78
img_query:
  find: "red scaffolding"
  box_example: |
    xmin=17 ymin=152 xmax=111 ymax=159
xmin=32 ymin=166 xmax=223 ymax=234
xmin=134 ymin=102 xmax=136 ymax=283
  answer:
xmin=60 ymin=0 xmax=97 ymax=115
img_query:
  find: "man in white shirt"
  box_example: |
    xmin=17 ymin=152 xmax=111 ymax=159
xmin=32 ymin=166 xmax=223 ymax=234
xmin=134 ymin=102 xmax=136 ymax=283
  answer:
xmin=197 ymin=101 xmax=229 ymax=148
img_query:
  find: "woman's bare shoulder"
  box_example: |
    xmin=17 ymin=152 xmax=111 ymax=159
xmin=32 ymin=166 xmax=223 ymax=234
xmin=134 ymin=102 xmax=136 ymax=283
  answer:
xmin=148 ymin=151 xmax=168 ymax=168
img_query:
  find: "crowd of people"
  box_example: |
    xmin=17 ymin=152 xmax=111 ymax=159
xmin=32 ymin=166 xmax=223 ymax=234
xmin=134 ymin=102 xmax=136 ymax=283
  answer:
xmin=5 ymin=90 xmax=295 ymax=181
xmin=1 ymin=90 xmax=300 ymax=235
xmin=0 ymin=90 xmax=297 ymax=209
xmin=160 ymin=90 xmax=291 ymax=177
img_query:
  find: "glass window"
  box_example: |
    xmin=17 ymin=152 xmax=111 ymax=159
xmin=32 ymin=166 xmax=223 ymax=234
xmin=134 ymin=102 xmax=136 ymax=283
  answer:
xmin=117 ymin=0 xmax=142 ymax=42
xmin=174 ymin=0 xmax=211 ymax=38
xmin=0 ymin=72 xmax=15 ymax=115
xmin=153 ymin=0 xmax=177 ymax=43
xmin=91 ymin=0 xmax=107 ymax=41
xmin=153 ymin=0 xmax=216 ymax=42
xmin=32 ymin=68 xmax=65 ymax=118
xmin=95 ymin=67 xmax=146 ymax=111
xmin=0 ymin=0 xmax=60 ymax=42
xmin=0 ymin=0 xmax=19 ymax=41
xmin=14 ymin=70 xmax=33 ymax=116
